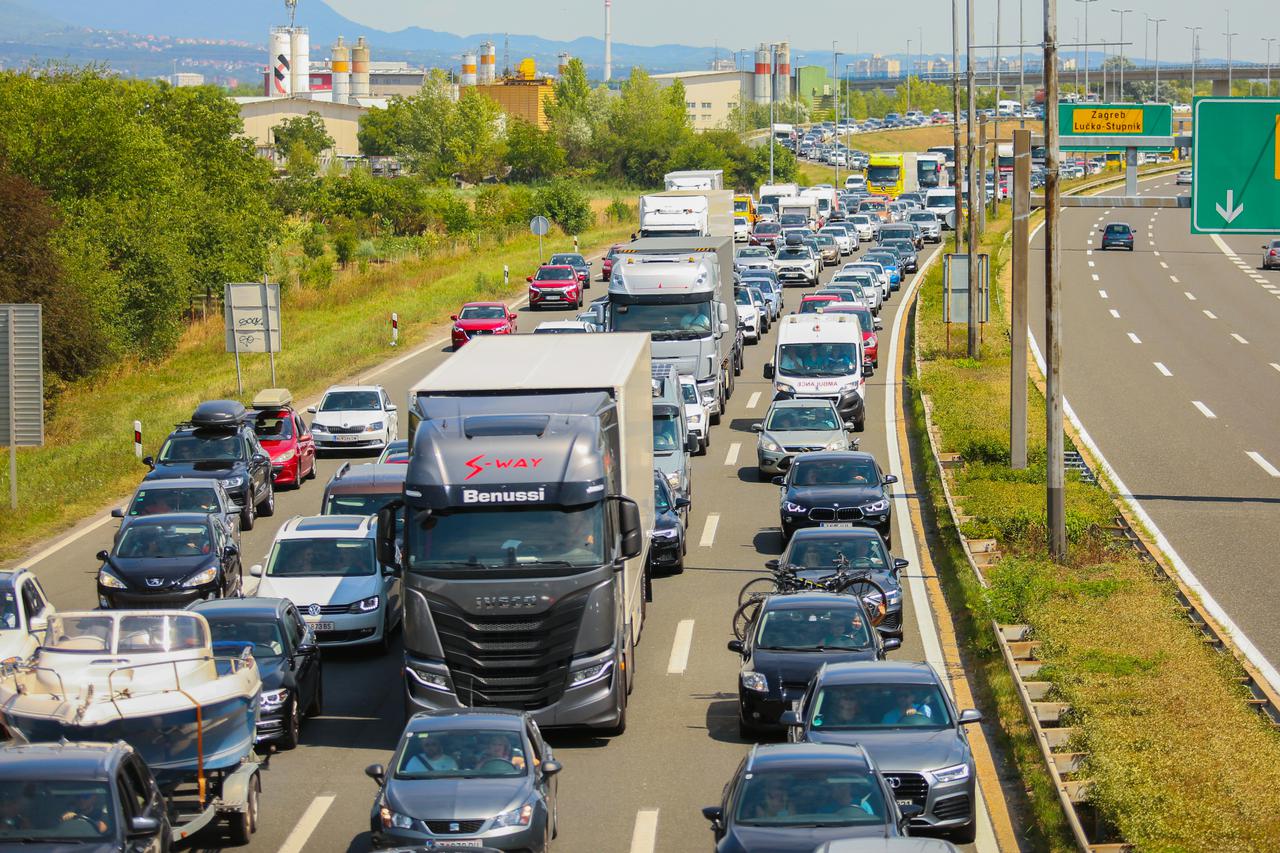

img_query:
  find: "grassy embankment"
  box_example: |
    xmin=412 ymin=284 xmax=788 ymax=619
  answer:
xmin=909 ymin=187 xmax=1280 ymax=850
xmin=0 ymin=214 xmax=636 ymax=562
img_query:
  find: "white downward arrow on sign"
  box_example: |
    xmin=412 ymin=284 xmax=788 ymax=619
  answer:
xmin=1216 ymin=189 xmax=1245 ymax=223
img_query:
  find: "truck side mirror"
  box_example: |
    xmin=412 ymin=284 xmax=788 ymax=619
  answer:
xmin=376 ymin=502 xmax=404 ymax=568
xmin=717 ymin=301 xmax=729 ymax=324
xmin=616 ymin=497 xmax=644 ymax=561
xmin=763 ymin=363 xmax=775 ymax=380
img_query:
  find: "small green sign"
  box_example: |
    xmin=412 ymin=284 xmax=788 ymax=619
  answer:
xmin=1191 ymin=98 xmax=1280 ymax=234
xmin=1058 ymin=102 xmax=1172 ymax=151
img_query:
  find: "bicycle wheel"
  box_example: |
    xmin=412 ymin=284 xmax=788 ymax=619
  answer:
xmin=738 ymin=576 xmax=776 ymax=608
xmin=838 ymin=577 xmax=888 ymax=627
xmin=733 ymin=597 xmax=764 ymax=641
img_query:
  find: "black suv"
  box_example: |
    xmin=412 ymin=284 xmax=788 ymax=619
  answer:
xmin=775 ymin=452 xmax=896 ymax=545
xmin=143 ymin=401 xmax=275 ymax=530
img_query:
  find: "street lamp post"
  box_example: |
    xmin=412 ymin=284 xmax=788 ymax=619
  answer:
xmin=1151 ymin=16 xmax=1166 ymax=102
xmin=1225 ymin=12 xmax=1237 ymax=95
xmin=769 ymin=43 xmax=776 ymax=184
xmin=995 ymin=0 xmax=1002 ymax=100
xmin=1185 ymin=26 xmax=1202 ymax=99
xmin=1019 ymin=0 xmax=1026 ymax=125
xmin=1113 ymin=9 xmax=1131 ymax=100
xmin=1265 ymin=38 xmax=1277 ymax=96
xmin=907 ymin=39 xmax=912 ymax=114
xmin=834 ymin=42 xmax=841 ymax=187
xmin=1077 ymin=0 xmax=1098 ymax=98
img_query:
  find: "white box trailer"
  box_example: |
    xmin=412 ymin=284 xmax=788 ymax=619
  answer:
xmin=639 ymin=189 xmax=734 ymax=239
xmin=664 ymin=169 xmax=725 ymax=191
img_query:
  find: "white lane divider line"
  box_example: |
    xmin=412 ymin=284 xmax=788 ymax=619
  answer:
xmin=1185 ymin=291 xmax=1197 ymax=301
xmin=277 ymin=795 xmax=336 ymax=853
xmin=1153 ymin=250 xmax=1160 ymax=256
xmin=747 ymin=391 xmax=762 ymax=409
xmin=699 ymin=513 xmax=720 ymax=547
xmin=667 ymin=620 xmax=695 ymax=674
xmin=1271 ymin=363 xmax=1280 ymax=373
xmin=1087 ymin=249 xmax=1094 ymax=256
xmin=1098 ymin=289 xmax=1108 ymax=299
xmin=724 ymin=442 xmax=741 ymax=466
xmin=1232 ymin=333 xmax=1249 ymax=344
xmin=629 ymin=809 xmax=660 ymax=853
xmin=1104 ymin=209 xmax=1112 ymax=214
xmin=1154 ymin=362 xmax=1173 ymax=377
xmin=1091 ymin=273 xmax=1100 ymax=281
xmin=1127 ymin=332 xmax=1142 ymax=344
xmin=1170 ymin=275 xmax=1180 ymax=283
xmin=1203 ymin=310 xmax=1218 ymax=319
xmin=1109 ymin=309 xmax=1121 ymax=318
xmin=1088 ymin=260 xmax=1096 ymax=268
xmin=1192 ymin=400 xmax=1217 ymax=419
xmin=1247 ymin=452 xmax=1280 ymax=477
xmin=1159 ymin=261 xmax=1169 ymax=269
xmin=1149 ymin=240 xmax=1156 ymax=246
xmin=1087 ymin=239 xmax=1093 ymax=246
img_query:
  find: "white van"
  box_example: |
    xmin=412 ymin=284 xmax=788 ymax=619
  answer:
xmin=844 ymin=174 xmax=867 ymax=191
xmin=763 ymin=314 xmax=868 ymax=430
xmin=925 ymin=188 xmax=960 ymax=230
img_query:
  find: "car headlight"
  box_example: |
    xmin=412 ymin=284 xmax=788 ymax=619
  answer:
xmin=931 ymin=763 xmax=971 ymax=784
xmin=665 ymin=472 xmax=681 ymax=491
xmin=885 ymin=587 xmax=903 ymax=605
xmin=492 ymin=800 xmax=535 ymax=828
xmin=782 ymin=501 xmax=806 ymax=514
xmin=775 ymin=382 xmax=796 ymax=395
xmin=760 ymin=436 xmax=783 ymax=453
xmin=349 ymin=595 xmax=381 ymax=613
xmin=824 ymin=438 xmax=847 ymax=451
xmin=651 ymin=527 xmax=680 ymax=540
xmin=183 ymin=566 xmax=219 ymax=588
xmin=379 ymin=805 xmax=414 ymax=830
xmin=688 ymin=414 xmax=702 ymax=425
xmin=862 ymin=498 xmax=890 ymax=514
xmin=310 ymin=423 xmax=328 ymax=433
xmin=569 ymin=659 xmax=613 ymax=687
xmin=98 ymin=570 xmax=128 ymax=589
xmin=741 ymin=670 xmax=769 ymax=693
xmin=840 ymin=383 xmax=858 ymax=394
xmin=224 ymin=474 xmax=247 ymax=488
xmin=365 ymin=421 xmax=384 ymax=432
xmin=260 ymin=688 xmax=289 ymax=711
xmin=275 ymin=448 xmax=296 ymax=463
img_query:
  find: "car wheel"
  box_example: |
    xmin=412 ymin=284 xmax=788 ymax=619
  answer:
xmin=279 ymin=697 xmax=301 ymax=750
xmin=258 ymin=482 xmax=275 ymax=517
xmin=374 ymin=616 xmax=391 ymax=655
xmin=308 ymin=669 xmax=323 ymax=717
xmin=240 ymin=500 xmax=255 ymax=532
xmin=738 ymin=717 xmax=758 ymax=740
xmin=948 ymin=820 xmax=978 ymax=844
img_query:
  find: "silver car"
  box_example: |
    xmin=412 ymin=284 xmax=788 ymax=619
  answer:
xmin=907 ymin=211 xmax=943 ymax=243
xmin=754 ymin=399 xmax=857 ymax=476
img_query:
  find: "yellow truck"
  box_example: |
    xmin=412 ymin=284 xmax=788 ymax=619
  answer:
xmin=733 ymin=194 xmax=757 ymax=225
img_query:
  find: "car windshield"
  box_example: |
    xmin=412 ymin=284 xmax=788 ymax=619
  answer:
xmin=776 ymin=248 xmax=808 ymax=261
xmin=765 ymin=405 xmax=841 ymax=431
xmin=785 ymin=535 xmax=888 ymax=571
xmin=755 ymin=604 xmax=871 ymax=650
xmin=798 ymin=299 xmax=836 ymax=314
xmin=116 ymin=522 xmax=212 ymax=559
xmin=253 ymin=411 xmax=294 ymax=439
xmin=744 ymin=277 xmax=776 ymax=294
xmin=815 ymin=236 xmax=835 ymax=248
xmin=325 ymin=492 xmax=399 ymax=517
xmin=612 ymin=302 xmax=712 ymax=336
xmin=535 ymin=267 xmax=576 ymax=281
xmin=885 ymin=240 xmax=914 ymax=253
xmin=207 ymin=617 xmax=286 ymax=660
xmin=909 ymin=213 xmax=935 ymax=222
xmin=319 ymin=391 xmax=380 ymax=412
xmin=792 ymin=458 xmax=879 ymax=486
xmin=128 ymin=487 xmax=220 ymax=516
xmin=737 ymin=248 xmax=769 ymax=259
xmin=680 ymin=383 xmax=699 ymax=405
xmin=394 ymin=729 xmax=529 ymax=780
xmin=735 ymin=290 xmax=753 ymax=307
xmin=408 ymin=505 xmax=606 ymax=571
xmin=266 ymin=538 xmax=376 ymax=577
xmin=157 ymin=432 xmax=242 ymax=463
xmin=733 ymin=769 xmax=888 ymax=827
xmin=459 ymin=306 xmax=507 ymax=321
xmin=777 ymin=343 xmax=859 ymax=377
xmin=0 ymin=590 xmax=15 ymax=630
xmin=549 ymin=254 xmax=584 ymax=267
xmin=858 ymin=201 xmax=885 ymax=212
xmin=735 ymin=217 xmax=749 ymax=226
xmin=0 ymin=780 xmax=117 ymax=841
xmin=811 ymin=682 xmax=953 ymax=730
xmin=755 ymin=222 xmax=781 ymax=234
xmin=653 ymin=413 xmax=681 ymax=454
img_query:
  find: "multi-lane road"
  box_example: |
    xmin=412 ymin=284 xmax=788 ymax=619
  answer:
xmin=1029 ymin=172 xmax=1280 ymax=687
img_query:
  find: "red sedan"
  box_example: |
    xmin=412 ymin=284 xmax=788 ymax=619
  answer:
xmin=248 ymin=389 xmax=316 ymax=487
xmin=527 ymin=264 xmax=583 ymax=310
xmin=798 ymin=294 xmax=841 ymax=314
xmin=601 ymin=245 xmax=622 ymax=281
xmin=451 ymin=302 xmax=518 ymax=348
xmin=750 ymin=222 xmax=783 ymax=250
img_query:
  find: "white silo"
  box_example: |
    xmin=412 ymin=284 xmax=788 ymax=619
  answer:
xmin=461 ymin=52 xmax=478 ymax=87
xmin=776 ymin=41 xmax=791 ymax=101
xmin=557 ymin=52 xmax=571 ymax=77
xmin=269 ymin=26 xmax=293 ymax=97
xmin=351 ymin=36 xmax=370 ymax=98
xmin=479 ymin=42 xmax=497 ymax=83
xmin=754 ymin=43 xmax=772 ymax=105
xmin=331 ymin=36 xmax=351 ymax=104
xmin=290 ymin=27 xmax=310 ymax=95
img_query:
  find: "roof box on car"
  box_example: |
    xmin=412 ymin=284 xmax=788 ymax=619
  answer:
xmin=190 ymin=400 xmax=247 ymax=429
xmin=251 ymin=388 xmax=293 ymax=409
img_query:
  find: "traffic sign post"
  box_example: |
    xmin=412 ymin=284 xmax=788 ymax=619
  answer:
xmin=390 ymin=312 xmax=398 ymax=347
xmin=529 ymin=216 xmax=550 ymax=263
xmin=1191 ymin=97 xmax=1280 ymax=234
xmin=0 ymin=304 xmax=43 ymax=510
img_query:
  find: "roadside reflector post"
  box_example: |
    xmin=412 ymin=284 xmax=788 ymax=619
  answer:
xmin=503 ymin=264 xmax=510 ymax=286
xmin=573 ymin=235 xmax=580 ymax=253
xmin=390 ymin=312 xmax=398 ymax=347
xmin=133 ymin=421 xmax=143 ymax=459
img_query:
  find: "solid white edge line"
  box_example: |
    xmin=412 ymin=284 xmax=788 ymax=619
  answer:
xmin=698 ymin=513 xmax=719 ymax=548
xmin=666 ymin=620 xmax=695 ymax=674
xmin=23 ymin=514 xmax=116 ymax=568
xmin=724 ymin=442 xmax=741 ymax=467
xmin=629 ymin=809 xmax=660 ymax=853
xmin=276 ymin=794 xmax=336 ymax=853
xmin=1154 ymin=362 xmax=1172 ymax=377
xmin=1028 ymin=210 xmax=1280 ymax=697
xmin=1270 ymin=363 xmax=1280 ymax=373
xmin=884 ymin=248 xmax=999 ymax=853
xmin=746 ymin=391 xmax=762 ymax=409
xmin=1192 ymin=400 xmax=1217 ymax=419
xmin=1246 ymin=451 xmax=1280 ymax=478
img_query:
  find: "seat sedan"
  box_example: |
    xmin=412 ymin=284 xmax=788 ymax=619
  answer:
xmin=783 ymin=661 xmax=983 ymax=844
xmin=880 ymin=239 xmax=919 ymax=274
xmin=308 ymin=384 xmax=399 ymax=452
xmin=861 ymin=251 xmax=903 ymax=291
xmin=248 ymin=389 xmax=317 ymax=488
xmin=742 ymin=272 xmax=783 ymax=320
xmin=735 ymin=288 xmax=763 ymax=343
xmin=1100 ymin=222 xmax=1135 ymax=250
xmin=754 ymin=399 xmax=855 ymax=477
xmin=651 ymin=472 xmax=689 ymax=574
xmin=366 ymin=709 xmax=562 ymax=851
xmin=774 ymin=452 xmax=896 ymax=544
xmin=730 ymin=592 xmax=898 ymax=736
xmin=774 ymin=527 xmax=908 ymax=636
xmin=1261 ymin=238 xmax=1280 ymax=270
xmin=97 ymin=513 xmax=242 ymax=609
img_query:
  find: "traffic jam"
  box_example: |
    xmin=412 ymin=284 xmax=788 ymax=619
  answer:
xmin=0 ymin=154 xmax=979 ymax=852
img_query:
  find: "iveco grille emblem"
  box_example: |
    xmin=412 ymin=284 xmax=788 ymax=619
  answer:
xmin=308 ymin=603 xmax=321 ymax=617
xmin=146 ymin=578 xmax=164 ymax=588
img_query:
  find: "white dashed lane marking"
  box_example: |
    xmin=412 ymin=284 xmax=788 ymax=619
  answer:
xmin=1247 ymin=452 xmax=1280 ymax=478
xmin=1109 ymin=309 xmax=1121 ymax=318
xmin=1185 ymin=292 xmax=1197 ymax=301
xmin=1204 ymin=310 xmax=1218 ymax=319
xmin=1192 ymin=401 xmax=1217 ymax=419
xmin=1127 ymin=332 xmax=1142 ymax=344
xmin=667 ymin=620 xmax=695 ymax=674
xmin=1232 ymin=333 xmax=1249 ymax=344
xmin=1154 ymin=362 xmax=1172 ymax=377
xmin=724 ymin=442 xmax=740 ymax=466
xmin=698 ymin=513 xmax=720 ymax=547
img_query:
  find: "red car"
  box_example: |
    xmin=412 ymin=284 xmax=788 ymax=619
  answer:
xmin=451 ymin=302 xmax=518 ymax=348
xmin=527 ymin=264 xmax=583 ymax=309
xmin=823 ymin=303 xmax=879 ymax=369
xmin=750 ymin=222 xmax=783 ymax=250
xmin=601 ymin=245 xmax=622 ymax=281
xmin=798 ymin=294 xmax=841 ymax=314
xmin=248 ymin=388 xmax=317 ymax=487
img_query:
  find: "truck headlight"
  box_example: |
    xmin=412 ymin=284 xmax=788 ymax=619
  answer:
xmin=775 ymin=383 xmax=796 ymax=395
xmin=569 ymin=659 xmax=613 ymax=687
xmin=741 ymin=671 xmax=769 ymax=693
xmin=98 ymin=570 xmax=128 ymax=589
xmin=182 ymin=566 xmax=219 ymax=588
xmin=349 ymin=595 xmax=381 ymax=613
xmin=492 ymin=800 xmax=535 ymax=828
xmin=840 ymin=383 xmax=858 ymax=395
xmin=260 ymin=688 xmax=289 ymax=711
xmin=406 ymin=666 xmax=449 ymax=692
xmin=931 ymin=763 xmax=971 ymax=784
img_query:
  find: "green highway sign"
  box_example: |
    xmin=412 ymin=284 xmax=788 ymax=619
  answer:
xmin=1191 ymin=98 xmax=1280 ymax=234
xmin=1058 ymin=102 xmax=1172 ymax=151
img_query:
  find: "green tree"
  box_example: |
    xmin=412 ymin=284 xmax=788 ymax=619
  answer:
xmin=450 ymin=89 xmax=506 ymax=184
xmin=285 ymin=139 xmax=317 ymax=176
xmin=598 ymin=67 xmax=693 ymax=184
xmin=272 ymin=112 xmax=333 ymax=155
xmin=532 ymin=179 xmax=594 ymax=234
xmin=504 ymin=118 xmax=565 ymax=182
xmin=546 ymin=57 xmax=604 ymax=171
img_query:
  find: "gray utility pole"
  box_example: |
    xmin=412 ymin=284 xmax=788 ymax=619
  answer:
xmin=1265 ymin=38 xmax=1277 ymax=95
xmin=1225 ymin=12 xmax=1236 ymax=94
xmin=1075 ymin=18 xmax=1081 ymax=92
xmin=1010 ymin=127 xmax=1031 ymax=469
xmin=1151 ymin=17 xmax=1166 ymax=101
xmin=1112 ymin=9 xmax=1130 ymax=99
xmin=834 ymin=43 xmax=841 ymax=188
xmin=966 ymin=0 xmax=980 ymax=358
xmin=1185 ymin=26 xmax=1202 ymax=99
xmin=769 ymin=43 xmax=776 ymax=184
xmin=907 ymin=39 xmax=913 ymax=114
xmin=995 ymin=0 xmax=1002 ymax=100
xmin=952 ymin=0 xmax=965 ymax=254
xmin=1044 ymin=0 xmax=1066 ymax=560
xmin=1020 ymin=0 xmax=1026 ymax=125
xmin=1078 ymin=0 xmax=1098 ymax=97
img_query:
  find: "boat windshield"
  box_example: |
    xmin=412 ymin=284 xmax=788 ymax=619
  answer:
xmin=0 ymin=590 xmax=16 ymax=631
xmin=0 ymin=780 xmax=116 ymax=841
xmin=43 ymin=613 xmax=208 ymax=654
xmin=394 ymin=729 xmax=530 ymax=779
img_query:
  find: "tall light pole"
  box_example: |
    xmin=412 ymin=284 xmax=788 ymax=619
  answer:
xmin=1151 ymin=17 xmax=1169 ymax=102
xmin=1044 ymin=0 xmax=1067 ymax=560
xmin=1019 ymin=0 xmax=1026 ymax=124
xmin=1077 ymin=0 xmax=1098 ymax=98
xmin=907 ymin=39 xmax=913 ymax=114
xmin=1185 ymin=26 xmax=1202 ymax=99
xmin=951 ymin=0 xmax=964 ymax=255
xmin=833 ymin=42 xmax=841 ymax=187
xmin=966 ymin=0 xmax=979 ymax=358
xmin=769 ymin=43 xmax=777 ymax=184
xmin=1114 ymin=9 xmax=1132 ymax=100
xmin=995 ymin=0 xmax=1002 ymax=101
xmin=1265 ymin=38 xmax=1277 ymax=96
xmin=1224 ymin=15 xmax=1238 ymax=96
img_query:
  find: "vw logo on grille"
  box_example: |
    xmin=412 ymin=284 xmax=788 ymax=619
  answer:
xmin=146 ymin=578 xmax=165 ymax=588
xmin=449 ymin=822 xmax=460 ymax=833
xmin=308 ymin=604 xmax=321 ymax=617
xmin=887 ymin=776 xmax=901 ymax=789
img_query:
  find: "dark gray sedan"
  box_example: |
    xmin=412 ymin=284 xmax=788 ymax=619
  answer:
xmin=366 ymin=709 xmax=562 ymax=851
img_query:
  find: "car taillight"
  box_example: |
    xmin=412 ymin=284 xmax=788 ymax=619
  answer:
xmin=1271 ymin=249 xmax=1278 ymax=256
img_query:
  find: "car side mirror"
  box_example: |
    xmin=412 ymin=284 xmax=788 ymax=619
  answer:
xmin=674 ymin=496 xmax=690 ymax=509
xmin=526 ymin=275 xmax=533 ymax=282
xmin=128 ymin=815 xmax=161 ymax=837
xmin=306 ymin=405 xmax=317 ymax=414
xmin=959 ymin=708 xmax=983 ymax=725
xmin=843 ymin=421 xmax=857 ymax=432
xmin=874 ymin=318 xmax=883 ymax=330
xmin=882 ymin=636 xmax=903 ymax=652
xmin=249 ymin=564 xmax=263 ymax=577
xmin=894 ymin=557 xmax=909 ymax=572
xmin=727 ymin=639 xmax=744 ymax=654
xmin=96 ymin=549 xmax=109 ymax=562
xmin=224 ymin=544 xmax=238 ymax=558
xmin=364 ymin=763 xmax=386 ymax=785
xmin=111 ymin=507 xmax=125 ymax=518
xmin=751 ymin=423 xmax=763 ymax=433
xmin=764 ymin=559 xmax=779 ymax=570
xmin=376 ymin=502 xmax=404 ymax=568
xmin=862 ymin=363 xmax=874 ymax=377
xmin=701 ymin=806 xmax=724 ymax=829
xmin=141 ymin=455 xmax=155 ymax=469
xmin=28 ymin=615 xmax=47 ymax=634
xmin=771 ymin=476 xmax=785 ymax=486
xmin=616 ymin=496 xmax=644 ymax=560
xmin=763 ymin=363 xmax=775 ymax=379
xmin=253 ymin=453 xmax=270 ymax=464
xmin=449 ymin=314 xmax=458 ymax=321
xmin=883 ymin=473 xmax=898 ymax=485
xmin=778 ymin=710 xmax=801 ymax=727
xmin=508 ymin=313 xmax=518 ymax=321
xmin=541 ymin=759 xmax=563 ymax=776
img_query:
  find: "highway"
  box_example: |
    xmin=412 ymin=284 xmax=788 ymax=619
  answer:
xmin=1028 ymin=172 xmax=1280 ymax=686
xmin=14 ymin=182 xmax=997 ymax=852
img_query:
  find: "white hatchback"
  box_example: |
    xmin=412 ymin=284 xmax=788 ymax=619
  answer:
xmin=679 ymin=374 xmax=710 ymax=454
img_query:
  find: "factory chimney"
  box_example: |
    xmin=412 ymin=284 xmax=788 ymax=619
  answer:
xmin=331 ymin=36 xmax=350 ymax=103
xmin=603 ymin=0 xmax=612 ymax=82
xmin=776 ymin=41 xmax=791 ymax=101
xmin=290 ymin=27 xmax=310 ymax=95
xmin=351 ymin=36 xmax=370 ymax=99
xmin=558 ymin=52 xmax=571 ymax=77
xmin=754 ymin=43 xmax=772 ymax=105
xmin=479 ymin=41 xmax=497 ymax=84
xmin=461 ymin=52 xmax=478 ymax=87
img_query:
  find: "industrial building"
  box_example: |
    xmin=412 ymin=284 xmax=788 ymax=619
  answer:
xmin=794 ymin=66 xmax=837 ymax=110
xmin=236 ymin=96 xmax=377 ymax=157
xmin=457 ymin=55 xmax=556 ymax=130
xmin=652 ymin=69 xmax=751 ymax=130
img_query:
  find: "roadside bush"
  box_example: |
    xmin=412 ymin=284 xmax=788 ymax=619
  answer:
xmin=532 ymin=179 xmax=594 ymax=235
xmin=333 ymin=230 xmax=358 ymax=268
xmin=605 ymin=196 xmax=633 ymax=223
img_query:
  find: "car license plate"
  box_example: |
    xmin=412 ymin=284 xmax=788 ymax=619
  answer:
xmin=896 ymin=798 xmax=915 ymax=807
xmin=434 ymin=843 xmax=483 ymax=848
xmin=335 ymin=434 xmax=361 ymax=442
xmin=305 ymin=620 xmax=335 ymax=631
xmin=820 ymin=522 xmax=856 ymax=528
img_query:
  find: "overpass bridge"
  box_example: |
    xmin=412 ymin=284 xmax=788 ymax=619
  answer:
xmin=845 ymin=63 xmax=1268 ymax=96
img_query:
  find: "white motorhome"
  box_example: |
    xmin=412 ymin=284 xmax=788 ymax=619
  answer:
xmin=800 ymin=186 xmax=838 ymax=225
xmin=664 ymin=169 xmax=725 ymax=191
xmin=778 ymin=196 xmax=820 ymax=230
xmin=639 ymin=189 xmax=734 ymax=238
xmin=764 ymin=313 xmax=868 ymax=430
xmin=758 ymin=183 xmax=800 ymax=217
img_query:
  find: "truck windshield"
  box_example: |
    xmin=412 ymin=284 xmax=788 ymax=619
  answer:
xmin=611 ymin=302 xmax=712 ymax=338
xmin=778 ymin=343 xmax=859 ymax=377
xmin=653 ymin=413 xmax=681 ymax=454
xmin=408 ymin=504 xmax=606 ymax=571
xmin=866 ymin=166 xmax=901 ymax=184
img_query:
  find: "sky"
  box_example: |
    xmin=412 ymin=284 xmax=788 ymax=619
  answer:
xmin=324 ymin=0 xmax=1280 ymax=63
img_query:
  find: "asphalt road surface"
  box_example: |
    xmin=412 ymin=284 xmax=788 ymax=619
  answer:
xmin=1028 ymin=172 xmax=1280 ymax=688
xmin=16 ymin=198 xmax=990 ymax=852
